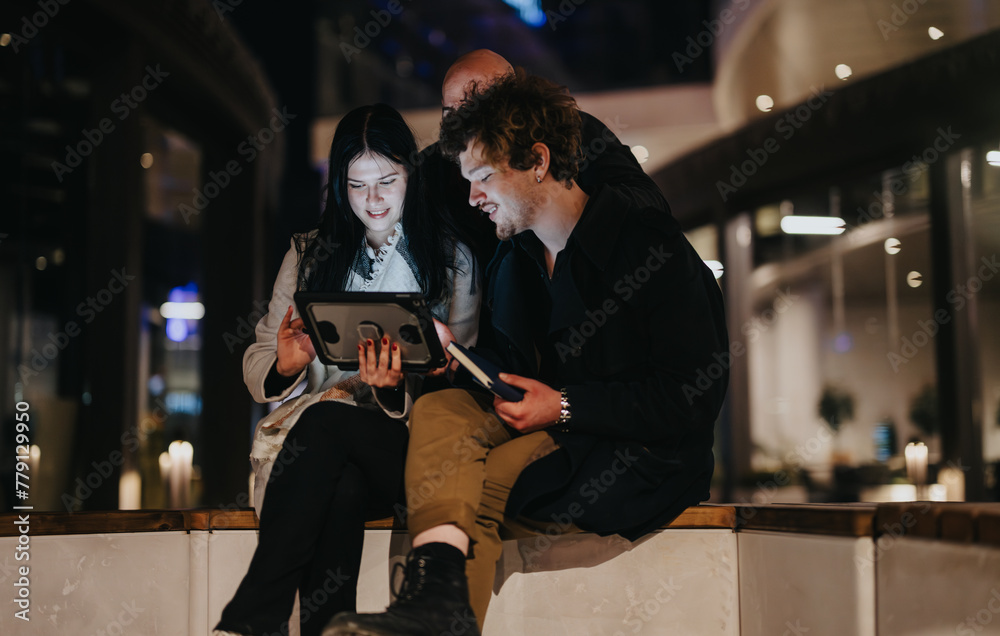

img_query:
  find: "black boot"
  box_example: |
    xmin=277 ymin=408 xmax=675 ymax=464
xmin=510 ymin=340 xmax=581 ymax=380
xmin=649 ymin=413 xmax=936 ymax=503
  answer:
xmin=322 ymin=543 xmax=480 ymax=636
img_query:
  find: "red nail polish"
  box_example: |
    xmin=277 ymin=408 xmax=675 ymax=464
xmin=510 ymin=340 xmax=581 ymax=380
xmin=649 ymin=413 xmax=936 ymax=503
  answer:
xmin=367 ymin=339 xmax=373 ymax=346
xmin=392 ymin=343 xmax=398 ymax=351
xmin=382 ymin=337 xmax=389 ymax=346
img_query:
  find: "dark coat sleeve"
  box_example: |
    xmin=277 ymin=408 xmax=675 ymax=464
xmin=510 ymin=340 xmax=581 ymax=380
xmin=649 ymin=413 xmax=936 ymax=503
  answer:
xmin=576 ymin=110 xmax=669 ymax=213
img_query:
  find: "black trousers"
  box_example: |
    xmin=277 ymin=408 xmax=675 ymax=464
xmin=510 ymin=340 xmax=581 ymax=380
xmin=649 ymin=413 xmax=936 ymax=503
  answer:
xmin=216 ymin=401 xmax=408 ymax=636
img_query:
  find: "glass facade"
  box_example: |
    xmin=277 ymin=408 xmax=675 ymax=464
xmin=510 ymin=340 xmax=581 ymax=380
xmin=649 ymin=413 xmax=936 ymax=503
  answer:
xmin=968 ymin=141 xmax=1000 ymax=499
xmin=738 ymin=147 xmax=998 ymax=502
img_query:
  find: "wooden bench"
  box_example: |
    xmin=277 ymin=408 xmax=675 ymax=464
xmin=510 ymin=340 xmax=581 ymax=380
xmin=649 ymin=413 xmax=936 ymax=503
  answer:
xmin=0 ymin=504 xmax=737 ymax=536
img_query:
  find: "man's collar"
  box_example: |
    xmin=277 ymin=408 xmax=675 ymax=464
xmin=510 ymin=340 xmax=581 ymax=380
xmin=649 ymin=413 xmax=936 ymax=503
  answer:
xmin=510 ymin=185 xmax=626 ymax=270
xmin=562 ymin=186 xmax=623 ymax=271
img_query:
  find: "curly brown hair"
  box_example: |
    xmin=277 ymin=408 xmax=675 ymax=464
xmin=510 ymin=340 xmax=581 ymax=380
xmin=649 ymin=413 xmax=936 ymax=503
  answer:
xmin=439 ymin=68 xmax=583 ymax=186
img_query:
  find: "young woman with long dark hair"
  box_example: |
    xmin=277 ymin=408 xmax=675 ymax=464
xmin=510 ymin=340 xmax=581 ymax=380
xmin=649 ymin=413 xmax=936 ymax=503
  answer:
xmin=215 ymin=103 xmax=480 ymax=636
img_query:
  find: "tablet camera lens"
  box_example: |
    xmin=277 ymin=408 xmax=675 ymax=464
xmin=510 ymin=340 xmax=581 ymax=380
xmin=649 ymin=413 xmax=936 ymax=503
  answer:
xmin=398 ymin=323 xmax=422 ymax=345
xmin=318 ymin=321 xmax=340 ymax=344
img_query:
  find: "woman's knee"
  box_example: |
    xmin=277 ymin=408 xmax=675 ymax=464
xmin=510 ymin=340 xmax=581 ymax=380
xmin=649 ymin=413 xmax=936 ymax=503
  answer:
xmin=284 ymin=402 xmax=351 ymax=448
xmin=333 ymin=464 xmax=368 ymax=509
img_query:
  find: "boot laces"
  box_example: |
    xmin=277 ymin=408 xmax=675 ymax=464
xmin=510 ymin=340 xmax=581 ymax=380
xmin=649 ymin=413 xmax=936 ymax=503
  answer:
xmin=389 ymin=553 xmax=430 ymax=604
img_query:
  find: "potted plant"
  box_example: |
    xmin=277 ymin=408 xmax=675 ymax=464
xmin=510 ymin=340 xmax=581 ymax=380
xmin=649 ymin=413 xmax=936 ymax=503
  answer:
xmin=909 ymin=384 xmax=939 ymax=438
xmin=818 ymin=385 xmax=855 ymax=433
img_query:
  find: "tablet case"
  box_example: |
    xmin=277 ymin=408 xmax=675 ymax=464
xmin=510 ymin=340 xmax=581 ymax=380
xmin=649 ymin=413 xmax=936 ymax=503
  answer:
xmin=293 ymin=292 xmax=447 ymax=371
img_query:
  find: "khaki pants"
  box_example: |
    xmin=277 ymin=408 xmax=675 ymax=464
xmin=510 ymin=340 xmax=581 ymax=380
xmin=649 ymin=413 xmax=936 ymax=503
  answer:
xmin=405 ymin=389 xmax=577 ymax=628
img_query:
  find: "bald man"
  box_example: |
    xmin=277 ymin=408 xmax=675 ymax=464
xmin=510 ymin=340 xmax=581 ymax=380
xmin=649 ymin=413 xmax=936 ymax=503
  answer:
xmin=441 ymin=49 xmax=513 ymax=114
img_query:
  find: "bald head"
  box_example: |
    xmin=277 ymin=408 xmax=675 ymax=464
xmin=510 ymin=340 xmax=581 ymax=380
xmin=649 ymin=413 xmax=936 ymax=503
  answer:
xmin=442 ymin=49 xmax=513 ymax=112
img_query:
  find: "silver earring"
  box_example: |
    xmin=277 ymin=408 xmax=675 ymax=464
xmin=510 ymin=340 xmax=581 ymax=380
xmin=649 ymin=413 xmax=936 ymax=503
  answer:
xmin=536 ymin=176 xmax=542 ymax=183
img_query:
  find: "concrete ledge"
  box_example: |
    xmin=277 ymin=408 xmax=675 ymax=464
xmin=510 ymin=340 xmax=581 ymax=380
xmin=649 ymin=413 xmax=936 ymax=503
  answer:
xmin=2 ymin=503 xmax=999 ymax=635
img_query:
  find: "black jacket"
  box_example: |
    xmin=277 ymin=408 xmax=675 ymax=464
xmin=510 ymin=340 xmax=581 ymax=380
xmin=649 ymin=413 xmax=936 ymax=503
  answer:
xmin=482 ymin=186 xmax=729 ymax=540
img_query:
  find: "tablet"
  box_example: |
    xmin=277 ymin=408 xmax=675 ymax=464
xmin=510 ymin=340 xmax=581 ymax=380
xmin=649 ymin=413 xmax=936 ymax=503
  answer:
xmin=293 ymin=292 xmax=447 ymax=371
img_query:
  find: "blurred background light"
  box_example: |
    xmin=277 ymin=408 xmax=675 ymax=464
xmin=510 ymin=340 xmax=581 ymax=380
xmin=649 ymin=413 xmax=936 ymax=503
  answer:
xmin=756 ymin=94 xmax=774 ymax=112
xmin=780 ymin=216 xmax=846 ymax=235
xmin=502 ymin=0 xmax=545 ymax=27
xmin=166 ymin=318 xmax=189 ymax=342
xmin=159 ymin=301 xmax=205 ymax=320
xmin=704 ymin=260 xmax=724 ymax=279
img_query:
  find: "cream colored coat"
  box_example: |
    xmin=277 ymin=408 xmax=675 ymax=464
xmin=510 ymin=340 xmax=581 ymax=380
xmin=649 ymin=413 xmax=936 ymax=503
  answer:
xmin=244 ymin=232 xmax=480 ymax=513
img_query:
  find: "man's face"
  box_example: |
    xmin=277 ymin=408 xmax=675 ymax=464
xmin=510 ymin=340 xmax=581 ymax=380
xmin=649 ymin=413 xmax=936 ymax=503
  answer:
xmin=459 ymin=142 xmax=540 ymax=240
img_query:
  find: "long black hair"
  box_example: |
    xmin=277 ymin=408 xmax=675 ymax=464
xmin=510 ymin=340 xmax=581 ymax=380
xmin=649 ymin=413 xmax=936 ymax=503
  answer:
xmin=297 ymin=104 xmax=466 ymax=301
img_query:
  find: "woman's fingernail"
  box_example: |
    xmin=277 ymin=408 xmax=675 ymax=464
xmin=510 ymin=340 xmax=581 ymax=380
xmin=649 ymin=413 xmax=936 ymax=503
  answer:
xmin=367 ymin=339 xmax=373 ymax=346
xmin=382 ymin=337 xmax=389 ymax=346
xmin=392 ymin=343 xmax=398 ymax=351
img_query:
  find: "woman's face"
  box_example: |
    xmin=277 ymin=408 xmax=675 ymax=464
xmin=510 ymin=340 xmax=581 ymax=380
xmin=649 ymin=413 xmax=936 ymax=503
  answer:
xmin=346 ymin=152 xmax=408 ymax=247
